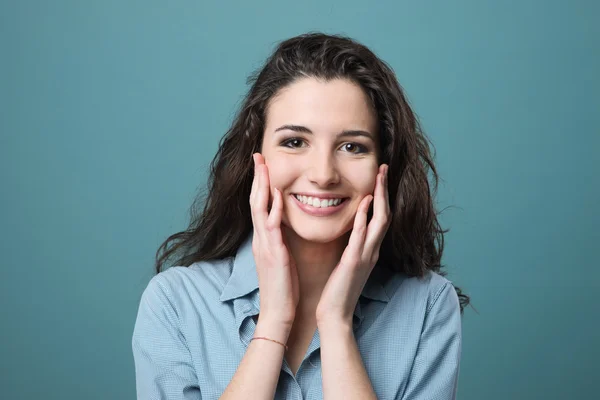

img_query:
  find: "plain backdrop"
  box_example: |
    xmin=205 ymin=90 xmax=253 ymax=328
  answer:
xmin=1 ymin=1 xmax=598 ymax=399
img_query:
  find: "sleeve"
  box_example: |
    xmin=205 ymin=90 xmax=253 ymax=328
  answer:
xmin=401 ymin=282 xmax=462 ymax=400
xmin=132 ymin=274 xmax=201 ymax=400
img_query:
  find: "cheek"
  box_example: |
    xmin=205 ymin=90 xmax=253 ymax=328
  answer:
xmin=349 ymin=169 xmax=378 ymax=194
xmin=266 ymin=163 xmax=283 ymax=185
xmin=265 ymin=155 xmax=304 ymax=185
xmin=265 ymin=162 xmax=295 ymax=200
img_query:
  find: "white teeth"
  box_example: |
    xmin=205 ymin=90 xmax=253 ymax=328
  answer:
xmin=294 ymin=194 xmax=343 ymax=208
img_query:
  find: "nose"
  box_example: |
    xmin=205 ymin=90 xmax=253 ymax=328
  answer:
xmin=306 ymin=150 xmax=340 ymax=187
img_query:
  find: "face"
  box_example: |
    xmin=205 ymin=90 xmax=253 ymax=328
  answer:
xmin=260 ymin=77 xmax=380 ymax=243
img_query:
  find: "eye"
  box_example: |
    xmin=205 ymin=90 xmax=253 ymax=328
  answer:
xmin=341 ymin=142 xmax=368 ymax=154
xmin=280 ymin=138 xmax=368 ymax=154
xmin=281 ymin=138 xmax=307 ymax=148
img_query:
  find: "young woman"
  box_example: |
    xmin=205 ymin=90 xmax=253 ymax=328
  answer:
xmin=132 ymin=32 xmax=470 ymax=400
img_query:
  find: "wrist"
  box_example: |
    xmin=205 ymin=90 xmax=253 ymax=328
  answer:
xmin=254 ymin=318 xmax=292 ymax=345
xmin=316 ymin=317 xmax=354 ymax=335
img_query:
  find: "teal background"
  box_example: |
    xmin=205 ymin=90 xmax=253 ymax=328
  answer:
xmin=1 ymin=0 xmax=598 ymax=398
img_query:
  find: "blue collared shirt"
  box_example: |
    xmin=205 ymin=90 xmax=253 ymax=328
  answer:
xmin=132 ymin=232 xmax=462 ymax=399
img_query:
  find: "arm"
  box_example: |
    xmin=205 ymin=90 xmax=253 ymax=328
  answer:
xmin=319 ymin=320 xmax=378 ymax=400
xmin=218 ymin=153 xmax=298 ymax=398
xmin=316 ymin=166 xmax=389 ymax=400
xmin=402 ymin=282 xmax=462 ymax=400
xmin=132 ymin=276 xmax=200 ymax=400
xmin=132 ymin=275 xmax=290 ymax=400
xmin=219 ymin=318 xmax=290 ymax=399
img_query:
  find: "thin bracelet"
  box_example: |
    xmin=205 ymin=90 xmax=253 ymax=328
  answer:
xmin=251 ymin=336 xmax=289 ymax=350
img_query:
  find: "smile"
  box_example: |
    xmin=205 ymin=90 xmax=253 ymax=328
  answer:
xmin=293 ymin=194 xmax=346 ymax=208
xmin=291 ymin=194 xmax=349 ymax=216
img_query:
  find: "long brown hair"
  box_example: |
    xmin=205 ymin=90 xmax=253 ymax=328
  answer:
xmin=155 ymin=32 xmax=471 ymax=313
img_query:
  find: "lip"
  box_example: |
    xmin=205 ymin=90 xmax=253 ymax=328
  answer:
xmin=291 ymin=194 xmax=349 ymax=217
xmin=292 ymin=192 xmax=347 ymax=200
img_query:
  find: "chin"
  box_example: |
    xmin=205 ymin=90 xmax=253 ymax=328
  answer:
xmin=283 ymin=220 xmax=352 ymax=244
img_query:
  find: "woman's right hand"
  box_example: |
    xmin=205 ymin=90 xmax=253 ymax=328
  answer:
xmin=250 ymin=153 xmax=299 ymax=334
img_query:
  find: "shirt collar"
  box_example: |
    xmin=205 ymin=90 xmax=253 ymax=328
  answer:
xmin=220 ymin=231 xmax=391 ymax=304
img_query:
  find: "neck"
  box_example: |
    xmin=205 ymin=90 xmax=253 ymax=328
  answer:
xmin=282 ymin=226 xmax=350 ymax=314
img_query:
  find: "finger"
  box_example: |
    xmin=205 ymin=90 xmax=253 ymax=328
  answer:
xmin=266 ymin=187 xmax=282 ymax=226
xmin=249 ymin=168 xmax=261 ymax=233
xmin=384 ymin=165 xmax=391 ymax=223
xmin=266 ymin=188 xmax=285 ymax=245
xmin=365 ymin=165 xmax=390 ymax=253
xmin=250 ymin=153 xmax=258 ymax=204
xmin=383 ymin=165 xmax=390 ymax=215
xmin=367 ymin=166 xmax=386 ymax=233
xmin=250 ymin=156 xmax=268 ymax=234
xmin=255 ymin=160 xmax=273 ymax=245
xmin=341 ymin=195 xmax=372 ymax=265
xmin=255 ymin=152 xmax=265 ymax=166
xmin=256 ymin=163 xmax=270 ymax=216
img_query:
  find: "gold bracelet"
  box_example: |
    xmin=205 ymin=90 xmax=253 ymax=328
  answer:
xmin=251 ymin=336 xmax=288 ymax=350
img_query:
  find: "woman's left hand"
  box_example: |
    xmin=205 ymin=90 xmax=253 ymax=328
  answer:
xmin=316 ymin=164 xmax=391 ymax=328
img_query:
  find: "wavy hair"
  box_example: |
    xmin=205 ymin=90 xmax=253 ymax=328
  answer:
xmin=155 ymin=32 xmax=471 ymax=313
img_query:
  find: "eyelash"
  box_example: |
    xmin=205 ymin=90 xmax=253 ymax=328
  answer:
xmin=280 ymin=137 xmax=369 ymax=154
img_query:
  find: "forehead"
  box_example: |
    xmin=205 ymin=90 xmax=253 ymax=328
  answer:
xmin=265 ymin=78 xmax=377 ymax=133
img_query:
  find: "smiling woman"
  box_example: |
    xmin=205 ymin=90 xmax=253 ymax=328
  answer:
xmin=263 ymin=78 xmax=379 ymax=246
xmin=132 ymin=32 xmax=471 ymax=400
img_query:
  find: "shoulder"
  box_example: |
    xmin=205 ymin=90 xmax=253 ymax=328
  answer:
xmin=384 ymin=269 xmax=460 ymax=316
xmin=409 ymin=270 xmax=459 ymax=312
xmin=140 ymin=258 xmax=234 ymax=312
xmin=386 ymin=272 xmax=462 ymax=398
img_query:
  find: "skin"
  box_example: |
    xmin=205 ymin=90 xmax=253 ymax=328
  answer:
xmin=259 ymin=77 xmax=383 ymax=314
xmin=221 ymin=77 xmax=391 ymax=399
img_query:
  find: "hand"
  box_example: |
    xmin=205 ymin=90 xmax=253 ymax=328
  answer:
xmin=315 ymin=164 xmax=391 ymax=328
xmin=250 ymin=153 xmax=300 ymax=331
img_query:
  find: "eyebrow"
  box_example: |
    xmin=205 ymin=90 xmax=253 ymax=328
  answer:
xmin=274 ymin=124 xmax=375 ymax=142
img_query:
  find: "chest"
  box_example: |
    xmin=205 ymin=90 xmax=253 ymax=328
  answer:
xmin=186 ymin=297 xmax=415 ymax=399
xmin=285 ymin=318 xmax=318 ymax=376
